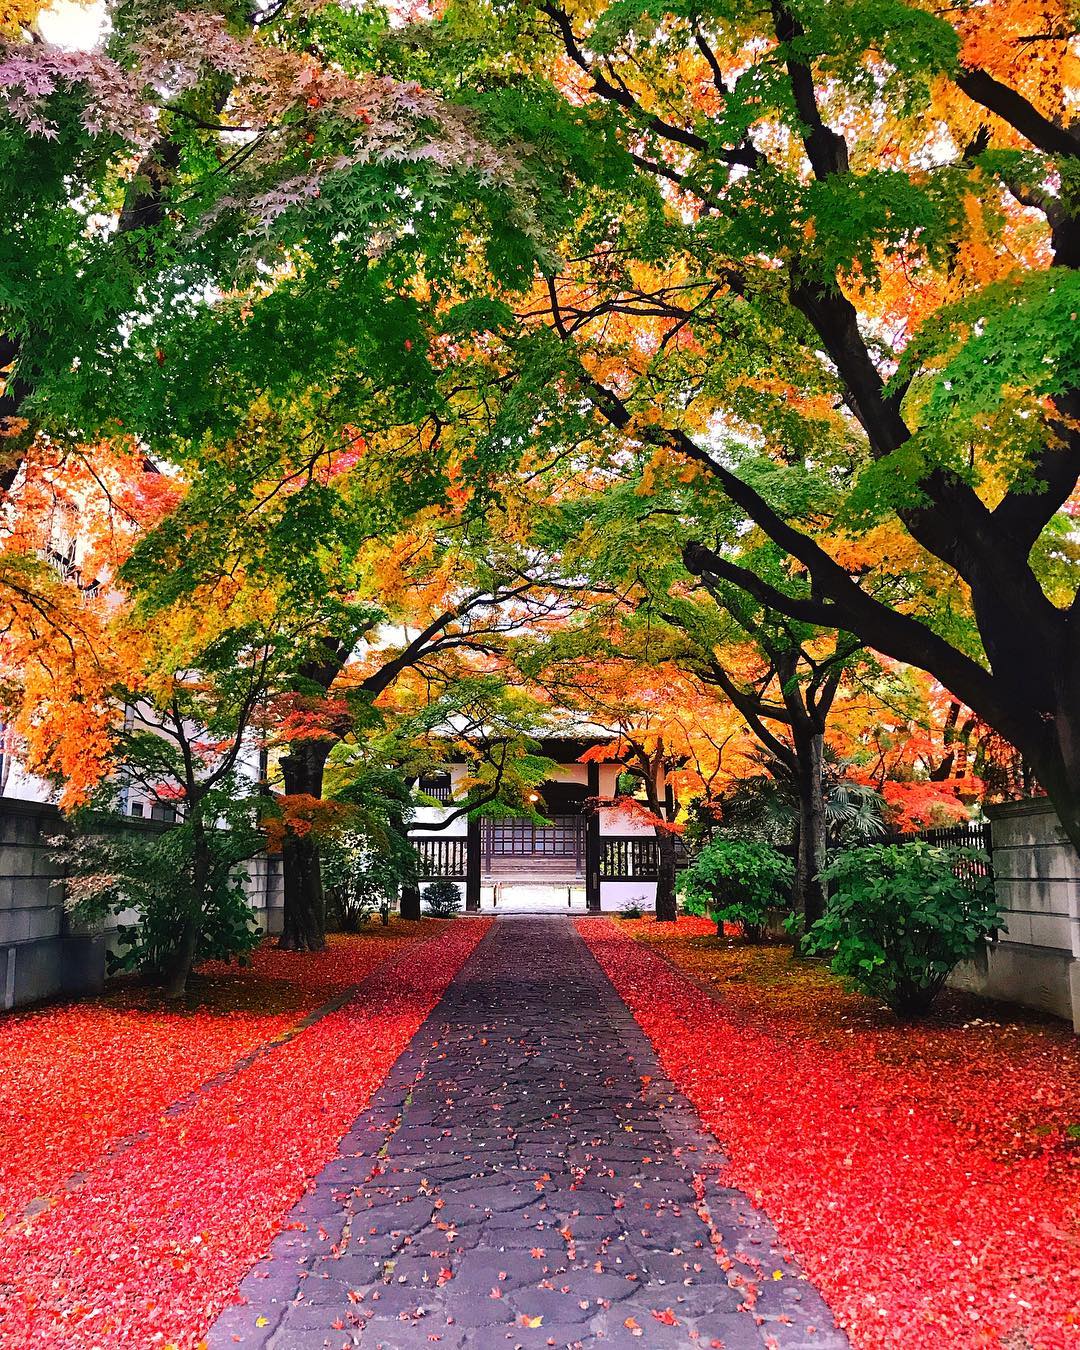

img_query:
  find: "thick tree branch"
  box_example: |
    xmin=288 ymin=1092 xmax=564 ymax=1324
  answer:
xmin=769 ymin=0 xmax=849 ymax=178
xmin=540 ymin=2 xmax=759 ymax=167
xmin=990 ymin=403 xmax=1080 ymax=552
xmin=700 ymin=654 xmax=798 ymax=770
xmin=956 ymin=67 xmax=1080 ymax=159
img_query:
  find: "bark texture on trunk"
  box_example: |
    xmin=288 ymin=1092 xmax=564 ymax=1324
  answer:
xmin=163 ymin=811 xmax=210 ymax=999
xmin=400 ymin=882 xmax=422 ymax=920
xmin=1028 ymin=686 xmax=1080 ymax=857
xmin=280 ymin=832 xmax=326 ymax=951
xmin=655 ymin=832 xmax=678 ymax=923
xmin=278 ymin=740 xmax=331 ymax=952
xmin=163 ymin=915 xmax=200 ymax=1000
xmin=793 ymin=729 xmax=828 ymax=929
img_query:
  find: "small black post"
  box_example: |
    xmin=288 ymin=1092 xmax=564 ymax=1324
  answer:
xmin=465 ymin=814 xmax=482 ymax=912
xmin=586 ymin=761 xmax=601 ymax=913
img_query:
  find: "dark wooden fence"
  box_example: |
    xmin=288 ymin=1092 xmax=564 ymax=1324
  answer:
xmin=875 ymin=820 xmax=994 ymax=888
xmin=414 ymin=836 xmax=467 ymax=881
xmin=599 ymin=836 xmax=691 ymax=880
xmin=902 ymin=821 xmax=991 ymax=852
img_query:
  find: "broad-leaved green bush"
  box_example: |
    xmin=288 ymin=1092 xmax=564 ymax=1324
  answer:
xmin=678 ymin=838 xmax=793 ymax=941
xmin=805 ymin=841 xmax=1000 ymax=1018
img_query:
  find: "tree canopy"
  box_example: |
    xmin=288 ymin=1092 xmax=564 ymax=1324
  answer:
xmin=0 ymin=0 xmax=1075 ymax=964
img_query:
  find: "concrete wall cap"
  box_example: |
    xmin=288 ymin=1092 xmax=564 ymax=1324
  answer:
xmin=985 ymin=798 xmax=1060 ymax=820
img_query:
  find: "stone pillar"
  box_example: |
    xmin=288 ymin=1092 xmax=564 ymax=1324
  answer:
xmin=1072 ymin=961 xmax=1080 ymax=1036
xmin=949 ymin=799 xmax=1080 ymax=1032
xmin=465 ymin=815 xmax=482 ymax=912
xmin=586 ymin=762 xmax=601 ymax=913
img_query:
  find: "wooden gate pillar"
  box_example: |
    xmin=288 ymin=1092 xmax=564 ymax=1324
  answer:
xmin=586 ymin=762 xmax=601 ymax=913
xmin=465 ymin=814 xmax=482 ymax=912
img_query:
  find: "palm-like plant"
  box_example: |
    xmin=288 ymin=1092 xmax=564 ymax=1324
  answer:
xmin=823 ymin=781 xmax=889 ymax=847
xmin=701 ymin=759 xmax=888 ymax=850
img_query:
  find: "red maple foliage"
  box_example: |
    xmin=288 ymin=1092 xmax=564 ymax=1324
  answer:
xmin=0 ymin=930 xmax=433 ymax=1228
xmin=579 ymin=918 xmax=1080 ymax=1350
xmin=0 ymin=921 xmax=489 ymax=1347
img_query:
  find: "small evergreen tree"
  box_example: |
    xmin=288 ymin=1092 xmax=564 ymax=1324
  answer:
xmin=422 ymin=878 xmax=463 ymax=918
xmin=54 ymin=784 xmax=263 ymax=984
xmin=678 ymin=838 xmax=793 ymax=941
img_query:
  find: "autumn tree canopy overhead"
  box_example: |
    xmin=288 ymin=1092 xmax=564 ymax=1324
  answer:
xmin=353 ymin=0 xmax=1080 ymax=845
xmin=1 ymin=0 xmax=1078 ymax=884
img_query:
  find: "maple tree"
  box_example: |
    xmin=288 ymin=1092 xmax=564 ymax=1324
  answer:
xmin=95 ymin=583 xmax=358 ymax=995
xmin=523 ymin=622 xmax=754 ymax=920
xmin=2 ymin=0 xmax=1072 ymax=946
xmin=266 ymin=571 xmax=567 ymax=949
xmin=322 ymin=670 xmax=557 ymax=922
xmin=0 ymin=0 xmax=522 ymax=455
xmin=537 ymin=480 xmax=896 ymax=925
xmin=0 ymin=0 xmax=545 ymax=909
xmin=673 ymin=614 xmax=862 ymax=929
xmin=362 ymin=0 xmax=1080 ymax=853
xmin=0 ymin=439 xmax=176 ymax=805
xmin=503 ymin=467 xmax=987 ymax=924
xmin=836 ymin=665 xmax=988 ymax=830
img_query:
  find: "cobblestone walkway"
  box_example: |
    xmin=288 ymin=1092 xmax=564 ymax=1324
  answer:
xmin=209 ymin=918 xmax=848 ymax=1350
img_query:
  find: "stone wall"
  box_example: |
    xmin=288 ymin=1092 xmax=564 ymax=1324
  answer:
xmin=0 ymin=799 xmax=284 ymax=1011
xmin=949 ymin=799 xmax=1080 ymax=1032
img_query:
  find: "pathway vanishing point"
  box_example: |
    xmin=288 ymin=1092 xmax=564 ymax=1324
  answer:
xmin=208 ymin=917 xmax=849 ymax=1350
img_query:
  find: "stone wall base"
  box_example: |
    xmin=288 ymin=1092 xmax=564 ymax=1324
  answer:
xmin=2 ymin=931 xmax=110 ymax=1010
xmin=949 ymin=941 xmax=1080 ymax=1032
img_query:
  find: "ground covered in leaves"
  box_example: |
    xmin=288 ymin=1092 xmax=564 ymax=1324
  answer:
xmin=581 ymin=916 xmax=1080 ymax=1350
xmin=0 ymin=919 xmax=488 ymax=1348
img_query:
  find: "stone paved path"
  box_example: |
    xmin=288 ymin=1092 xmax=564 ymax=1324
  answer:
xmin=209 ymin=918 xmax=848 ymax=1350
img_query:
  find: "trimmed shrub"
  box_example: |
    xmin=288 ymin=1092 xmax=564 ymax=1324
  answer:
xmin=678 ymin=839 xmax=793 ymax=941
xmin=321 ymin=831 xmax=401 ymax=931
xmin=805 ymin=840 xmax=1001 ymax=1018
xmin=423 ymin=878 xmax=463 ymax=918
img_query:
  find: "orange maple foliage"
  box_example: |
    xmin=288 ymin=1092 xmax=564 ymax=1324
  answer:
xmin=0 ymin=442 xmax=183 ymax=804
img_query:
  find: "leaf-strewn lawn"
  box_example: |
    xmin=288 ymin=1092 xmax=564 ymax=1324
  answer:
xmin=581 ymin=916 xmax=1080 ymax=1350
xmin=0 ymin=923 xmax=441 ymax=1227
xmin=0 ymin=920 xmax=488 ymax=1349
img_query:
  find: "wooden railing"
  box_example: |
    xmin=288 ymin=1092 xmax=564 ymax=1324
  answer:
xmin=599 ymin=836 xmax=690 ymax=880
xmin=415 ymin=828 xmax=702 ymax=883
xmin=414 ymin=836 xmax=467 ymax=880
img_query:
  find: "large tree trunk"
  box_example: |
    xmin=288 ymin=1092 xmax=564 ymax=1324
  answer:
xmin=1027 ymin=723 xmax=1080 ymax=861
xmin=163 ymin=915 xmax=200 ymax=1000
xmin=400 ymin=882 xmax=422 ymax=920
xmin=164 ymin=809 xmax=209 ymax=999
xmin=793 ymin=730 xmax=828 ymax=930
xmin=280 ymin=833 xmax=326 ymax=950
xmin=655 ymin=831 xmax=678 ymax=923
xmin=687 ymin=537 xmax=1080 ymax=862
xmin=278 ymin=740 xmax=331 ymax=951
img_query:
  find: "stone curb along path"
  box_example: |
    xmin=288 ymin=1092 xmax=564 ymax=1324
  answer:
xmin=209 ymin=918 xmax=849 ymax=1350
